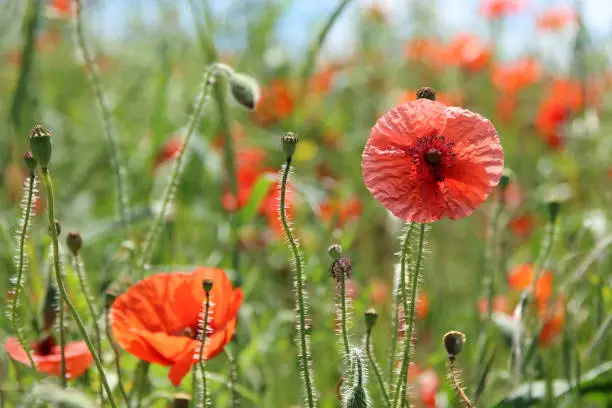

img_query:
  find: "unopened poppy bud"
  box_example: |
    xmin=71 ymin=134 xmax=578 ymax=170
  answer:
xmin=203 ymin=279 xmax=214 ymax=294
xmin=499 ymin=168 xmax=513 ymax=192
xmin=364 ymin=308 xmax=378 ymax=331
xmin=416 ymin=87 xmax=436 ymax=101
xmin=281 ymin=132 xmax=298 ymax=158
xmin=547 ymin=201 xmax=561 ymax=223
xmin=443 ymin=330 xmax=466 ymax=359
xmin=23 ymin=152 xmax=37 ymax=172
xmin=29 ymin=124 xmax=53 ymax=168
xmin=66 ymin=232 xmax=83 ymax=256
xmin=173 ymin=392 xmax=191 ymax=408
xmin=229 ymin=72 xmax=260 ymax=111
xmin=49 ymin=219 xmax=61 ymax=237
xmin=328 ymin=244 xmax=343 ymax=260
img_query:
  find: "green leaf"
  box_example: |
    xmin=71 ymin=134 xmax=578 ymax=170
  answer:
xmin=494 ymin=361 xmax=612 ymax=407
xmin=238 ymin=174 xmax=275 ymax=224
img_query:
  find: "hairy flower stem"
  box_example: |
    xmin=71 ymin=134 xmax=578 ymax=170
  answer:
xmin=137 ymin=66 xmax=215 ymax=274
xmin=41 ymin=168 xmax=117 ymax=408
xmin=448 ymin=359 xmax=473 ymax=408
xmin=388 ymin=224 xmax=415 ymax=381
xmin=195 ymin=293 xmax=212 ymax=408
xmin=104 ymin=308 xmax=130 ymax=407
xmin=224 ymin=347 xmax=240 ymax=407
xmin=73 ymin=254 xmax=103 ymax=399
xmin=366 ymin=329 xmax=391 ymax=407
xmin=392 ymin=223 xmax=426 ymax=408
xmin=279 ymin=157 xmax=316 ymax=408
xmin=58 ymin=290 xmax=66 ymax=387
xmin=9 ymin=173 xmax=37 ymax=370
xmin=340 ymin=272 xmax=351 ymax=357
xmin=72 ymin=0 xmax=132 ymax=243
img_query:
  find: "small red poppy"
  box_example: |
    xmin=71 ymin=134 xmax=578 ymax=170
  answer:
xmin=4 ymin=336 xmax=93 ymax=380
xmin=110 ymin=267 xmax=243 ymax=386
xmin=537 ymin=6 xmax=577 ymax=31
xmin=362 ymin=98 xmax=504 ymax=223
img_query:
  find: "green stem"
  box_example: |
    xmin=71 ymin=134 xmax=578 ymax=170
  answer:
xmin=388 ymin=223 xmax=415 ymax=381
xmin=104 ymin=307 xmax=130 ymax=407
xmin=72 ymin=0 xmax=132 ymax=239
xmin=10 ymin=173 xmax=36 ymax=369
xmin=366 ymin=329 xmax=391 ymax=407
xmin=41 ymin=168 xmax=117 ymax=408
xmin=73 ymin=254 xmax=102 ymax=399
xmin=137 ymin=66 xmax=215 ymax=274
xmin=195 ymin=293 xmax=211 ymax=408
xmin=58 ymin=286 xmax=66 ymax=387
xmin=279 ymin=157 xmax=316 ymax=408
xmin=392 ymin=223 xmax=426 ymax=408
xmin=340 ymin=271 xmax=350 ymax=357
xmin=224 ymin=347 xmax=239 ymax=408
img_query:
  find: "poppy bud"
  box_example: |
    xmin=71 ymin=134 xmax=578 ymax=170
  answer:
xmin=547 ymin=200 xmax=561 ymax=223
xmin=23 ymin=152 xmax=37 ymax=172
xmin=49 ymin=219 xmax=61 ymax=237
xmin=416 ymin=87 xmax=436 ymax=101
xmin=328 ymin=244 xmax=343 ymax=260
xmin=281 ymin=132 xmax=298 ymax=158
xmin=364 ymin=307 xmax=378 ymax=331
xmin=499 ymin=168 xmax=513 ymax=192
xmin=229 ymin=72 xmax=260 ymax=111
xmin=29 ymin=124 xmax=53 ymax=168
xmin=203 ymin=279 xmax=214 ymax=295
xmin=443 ymin=330 xmax=466 ymax=359
xmin=172 ymin=392 xmax=191 ymax=408
xmin=66 ymin=232 xmax=83 ymax=256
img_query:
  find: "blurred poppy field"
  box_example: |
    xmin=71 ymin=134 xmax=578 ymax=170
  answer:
xmin=1 ymin=0 xmax=612 ymax=407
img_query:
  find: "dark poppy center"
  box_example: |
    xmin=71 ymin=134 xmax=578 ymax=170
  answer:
xmin=34 ymin=336 xmax=56 ymax=356
xmin=425 ymin=148 xmax=441 ymax=165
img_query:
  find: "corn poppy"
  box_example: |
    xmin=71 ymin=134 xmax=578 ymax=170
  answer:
xmin=478 ymin=295 xmax=509 ymax=317
xmin=537 ymin=6 xmax=577 ymax=31
xmin=153 ymin=135 xmax=184 ymax=170
xmin=444 ymin=33 xmax=492 ymax=73
xmin=403 ymin=37 xmax=445 ymax=69
xmin=492 ymin=58 xmax=541 ymax=94
xmin=48 ymin=0 xmax=72 ymax=18
xmin=480 ymin=0 xmax=524 ymax=19
xmin=538 ymin=296 xmax=565 ymax=346
xmin=110 ymin=267 xmax=243 ymax=386
xmin=362 ymin=98 xmax=504 ymax=223
xmin=508 ymin=263 xmax=553 ymax=308
xmin=509 ymin=213 xmax=536 ymax=238
xmin=251 ymin=80 xmax=294 ymax=127
xmin=407 ymin=366 xmax=439 ymax=408
xmin=4 ymin=336 xmax=93 ymax=380
xmin=320 ymin=196 xmax=362 ymax=227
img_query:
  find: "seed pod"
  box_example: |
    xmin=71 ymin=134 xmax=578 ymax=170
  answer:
xmin=281 ymin=132 xmax=298 ymax=158
xmin=416 ymin=86 xmax=436 ymax=101
xmin=29 ymin=124 xmax=53 ymax=168
xmin=443 ymin=330 xmax=466 ymax=359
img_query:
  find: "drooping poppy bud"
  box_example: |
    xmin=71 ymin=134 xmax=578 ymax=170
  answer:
xmin=499 ymin=168 xmax=514 ymax=192
xmin=23 ymin=152 xmax=37 ymax=172
xmin=229 ymin=72 xmax=260 ymax=111
xmin=66 ymin=232 xmax=83 ymax=256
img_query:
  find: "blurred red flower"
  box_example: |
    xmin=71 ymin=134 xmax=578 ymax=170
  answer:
xmin=153 ymin=135 xmax=184 ymax=170
xmin=495 ymin=94 xmax=517 ymax=123
xmin=407 ymin=366 xmax=439 ymax=407
xmin=478 ymin=295 xmax=509 ymax=317
xmin=509 ymin=213 xmax=536 ymax=238
xmin=252 ymin=80 xmax=294 ymax=126
xmin=310 ymin=64 xmax=340 ymax=95
xmin=444 ymin=33 xmax=492 ymax=73
xmin=362 ymin=98 xmax=504 ymax=223
xmin=537 ymin=5 xmax=577 ymax=31
xmin=492 ymin=58 xmax=541 ymax=94
xmin=404 ymin=37 xmax=445 ymax=68
xmin=538 ymin=296 xmax=565 ymax=345
xmin=508 ymin=263 xmax=553 ymax=308
xmin=5 ymin=336 xmax=93 ymax=380
xmin=320 ymin=196 xmax=362 ymax=227
xmin=480 ymin=0 xmax=524 ymax=19
xmin=110 ymin=267 xmax=243 ymax=386
xmin=48 ymin=0 xmax=73 ymax=17
xmin=369 ymin=278 xmax=390 ymax=305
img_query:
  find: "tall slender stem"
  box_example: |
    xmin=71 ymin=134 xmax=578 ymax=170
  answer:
xmin=58 ymin=287 xmax=66 ymax=387
xmin=279 ymin=157 xmax=316 ymax=408
xmin=393 ymin=223 xmax=426 ymax=408
xmin=41 ymin=168 xmax=117 ymax=408
xmin=72 ymin=0 xmax=131 ymax=239
xmin=340 ymin=271 xmax=350 ymax=357
xmin=9 ymin=173 xmax=36 ymax=369
xmin=366 ymin=329 xmax=391 ymax=407
xmin=449 ymin=359 xmax=473 ymax=408
xmin=196 ymin=293 xmax=211 ymax=408
xmin=104 ymin=307 xmax=130 ymax=407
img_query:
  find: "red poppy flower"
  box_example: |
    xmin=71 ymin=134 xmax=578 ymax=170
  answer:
xmin=480 ymin=0 xmax=524 ymax=19
xmin=48 ymin=0 xmax=72 ymax=17
xmin=4 ymin=336 xmax=93 ymax=380
xmin=509 ymin=213 xmax=536 ymax=238
xmin=444 ymin=33 xmax=492 ymax=73
xmin=478 ymin=295 xmax=509 ymax=317
xmin=404 ymin=37 xmax=445 ymax=69
xmin=508 ymin=263 xmax=553 ymax=307
xmin=538 ymin=296 xmax=565 ymax=346
xmin=492 ymin=58 xmax=541 ymax=94
xmin=251 ymin=80 xmax=294 ymax=126
xmin=362 ymin=98 xmax=504 ymax=223
xmin=407 ymin=367 xmax=439 ymax=408
xmin=153 ymin=136 xmax=184 ymax=170
xmin=369 ymin=278 xmax=390 ymax=305
xmin=537 ymin=6 xmax=577 ymax=31
xmin=495 ymin=94 xmax=517 ymax=123
xmin=110 ymin=267 xmax=243 ymax=386
xmin=320 ymin=196 xmax=362 ymax=227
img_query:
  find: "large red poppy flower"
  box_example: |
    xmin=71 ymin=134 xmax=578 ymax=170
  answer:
xmin=110 ymin=267 xmax=243 ymax=386
xmin=4 ymin=336 xmax=93 ymax=380
xmin=362 ymin=98 xmax=504 ymax=223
